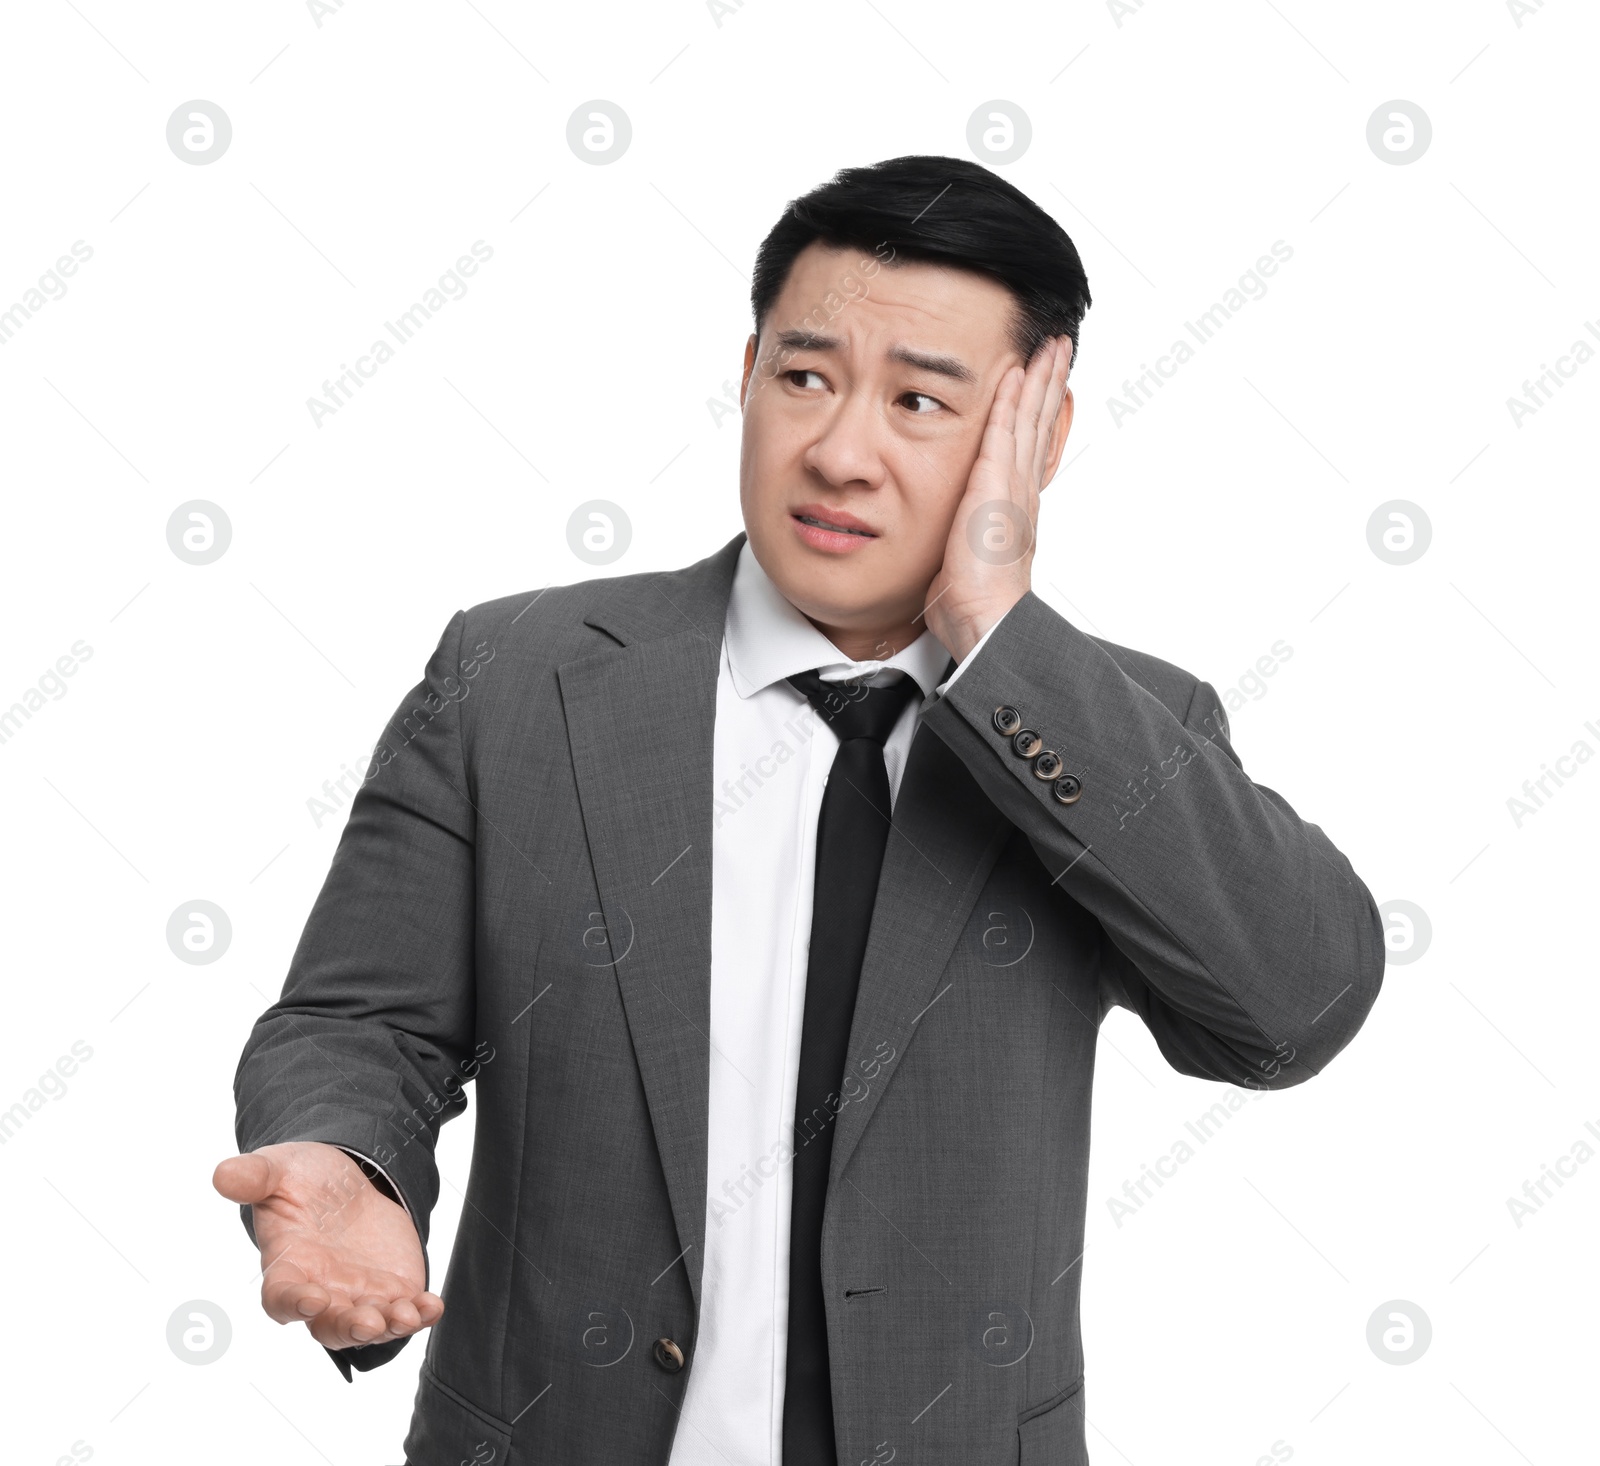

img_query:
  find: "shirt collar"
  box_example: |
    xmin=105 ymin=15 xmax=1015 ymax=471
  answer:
xmin=724 ymin=539 xmax=954 ymax=702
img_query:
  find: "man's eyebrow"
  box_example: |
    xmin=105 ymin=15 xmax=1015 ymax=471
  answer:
xmin=771 ymin=329 xmax=977 ymax=385
xmin=888 ymin=344 xmax=977 ymax=384
xmin=772 ymin=329 xmax=838 ymax=355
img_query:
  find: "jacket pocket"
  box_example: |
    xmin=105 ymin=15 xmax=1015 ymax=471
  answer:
xmin=1018 ymin=1375 xmax=1087 ymax=1466
xmin=404 ymin=1363 xmax=514 ymax=1466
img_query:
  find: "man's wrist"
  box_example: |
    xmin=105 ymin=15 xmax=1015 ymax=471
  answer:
xmin=935 ymin=607 xmax=1012 ymax=698
xmin=933 ymin=589 xmax=1027 ymax=664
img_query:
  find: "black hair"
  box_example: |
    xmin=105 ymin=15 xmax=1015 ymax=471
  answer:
xmin=750 ymin=154 xmax=1092 ymax=378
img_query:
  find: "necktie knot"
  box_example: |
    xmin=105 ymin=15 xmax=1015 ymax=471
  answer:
xmin=786 ymin=667 xmax=921 ymax=746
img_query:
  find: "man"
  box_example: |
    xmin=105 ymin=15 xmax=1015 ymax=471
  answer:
xmin=216 ymin=155 xmax=1385 ymax=1464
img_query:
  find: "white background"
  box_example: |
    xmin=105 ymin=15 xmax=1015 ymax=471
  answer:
xmin=2 ymin=1 xmax=1596 ymax=1462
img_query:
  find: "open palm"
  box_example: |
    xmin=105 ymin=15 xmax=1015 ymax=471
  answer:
xmin=214 ymin=1141 xmax=443 ymax=1350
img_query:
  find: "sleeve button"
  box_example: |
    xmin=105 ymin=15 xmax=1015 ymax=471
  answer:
xmin=1032 ymin=751 xmax=1064 ymax=780
xmin=992 ymin=705 xmax=1022 ymax=736
xmin=1011 ymin=729 xmax=1043 ymax=759
xmin=1052 ymin=773 xmax=1083 ymax=804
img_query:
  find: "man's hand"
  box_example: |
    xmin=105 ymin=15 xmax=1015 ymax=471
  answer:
xmin=923 ymin=335 xmax=1074 ymax=663
xmin=213 ymin=1141 xmax=443 ymax=1350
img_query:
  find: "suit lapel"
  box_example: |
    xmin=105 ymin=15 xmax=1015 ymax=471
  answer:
xmin=556 ymin=538 xmax=740 ymax=1310
xmin=829 ymin=717 xmax=1013 ymax=1188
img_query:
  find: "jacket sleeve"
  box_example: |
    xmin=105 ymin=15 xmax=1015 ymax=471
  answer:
xmin=232 ymin=609 xmax=479 ymax=1375
xmin=921 ymin=590 xmax=1385 ymax=1090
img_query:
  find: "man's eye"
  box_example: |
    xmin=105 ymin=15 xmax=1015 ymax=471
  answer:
xmin=901 ymin=391 xmax=943 ymax=414
xmin=785 ymin=369 xmax=825 ymax=390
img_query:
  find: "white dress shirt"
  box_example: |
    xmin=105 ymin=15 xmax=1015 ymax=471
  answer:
xmin=670 ymin=540 xmax=1002 ymax=1465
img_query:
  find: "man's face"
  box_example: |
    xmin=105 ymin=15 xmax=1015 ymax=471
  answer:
xmin=738 ymin=240 xmax=1065 ymax=652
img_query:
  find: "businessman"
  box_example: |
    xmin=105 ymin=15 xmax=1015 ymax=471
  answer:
xmin=216 ymin=155 xmax=1386 ymax=1465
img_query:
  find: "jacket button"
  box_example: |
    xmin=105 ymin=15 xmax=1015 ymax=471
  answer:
xmin=652 ymin=1337 xmax=686 ymax=1373
xmin=1032 ymin=750 xmax=1064 ymax=780
xmin=992 ymin=705 xmax=1022 ymax=736
xmin=1052 ymin=773 xmax=1083 ymax=804
xmin=1011 ymin=728 xmax=1043 ymax=759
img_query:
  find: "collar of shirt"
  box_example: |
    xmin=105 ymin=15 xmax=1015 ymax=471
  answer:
xmin=723 ymin=539 xmax=955 ymax=703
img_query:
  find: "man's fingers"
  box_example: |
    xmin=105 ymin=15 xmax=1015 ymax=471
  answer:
xmin=385 ymin=1296 xmax=423 ymax=1334
xmin=213 ymin=1151 xmax=280 ymax=1206
xmin=351 ymin=1294 xmax=397 ymax=1341
xmin=310 ymin=1298 xmax=392 ymax=1349
xmin=1011 ymin=340 xmax=1056 ymax=470
xmin=415 ymin=1291 xmax=445 ymax=1327
xmin=375 ymin=1291 xmax=444 ymax=1339
xmin=1033 ymin=338 xmax=1072 ymax=484
xmin=305 ymin=1304 xmax=359 ymax=1350
xmin=269 ymin=1281 xmax=331 ymax=1324
xmin=976 ymin=364 xmax=1025 ymax=475
xmin=294 ymin=1287 xmax=443 ymax=1349
xmin=260 ymin=1257 xmax=326 ymax=1325
xmin=1016 ymin=337 xmax=1067 ymax=482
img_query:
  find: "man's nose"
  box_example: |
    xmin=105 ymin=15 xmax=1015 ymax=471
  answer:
xmin=801 ymin=388 xmax=887 ymax=488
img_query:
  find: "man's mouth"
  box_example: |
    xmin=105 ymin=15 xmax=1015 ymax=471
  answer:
xmin=793 ymin=512 xmax=875 ymax=537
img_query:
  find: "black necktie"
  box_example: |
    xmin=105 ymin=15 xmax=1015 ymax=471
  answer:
xmin=782 ymin=666 xmax=922 ymax=1465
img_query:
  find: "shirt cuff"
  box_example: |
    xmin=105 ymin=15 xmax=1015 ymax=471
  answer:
xmin=934 ymin=605 xmax=1013 ymax=699
xmin=336 ymin=1145 xmax=412 ymax=1220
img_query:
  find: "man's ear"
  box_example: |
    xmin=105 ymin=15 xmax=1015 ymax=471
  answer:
xmin=740 ymin=333 xmax=758 ymax=408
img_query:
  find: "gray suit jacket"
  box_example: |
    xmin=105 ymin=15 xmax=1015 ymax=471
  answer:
xmin=234 ymin=531 xmax=1385 ymax=1464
